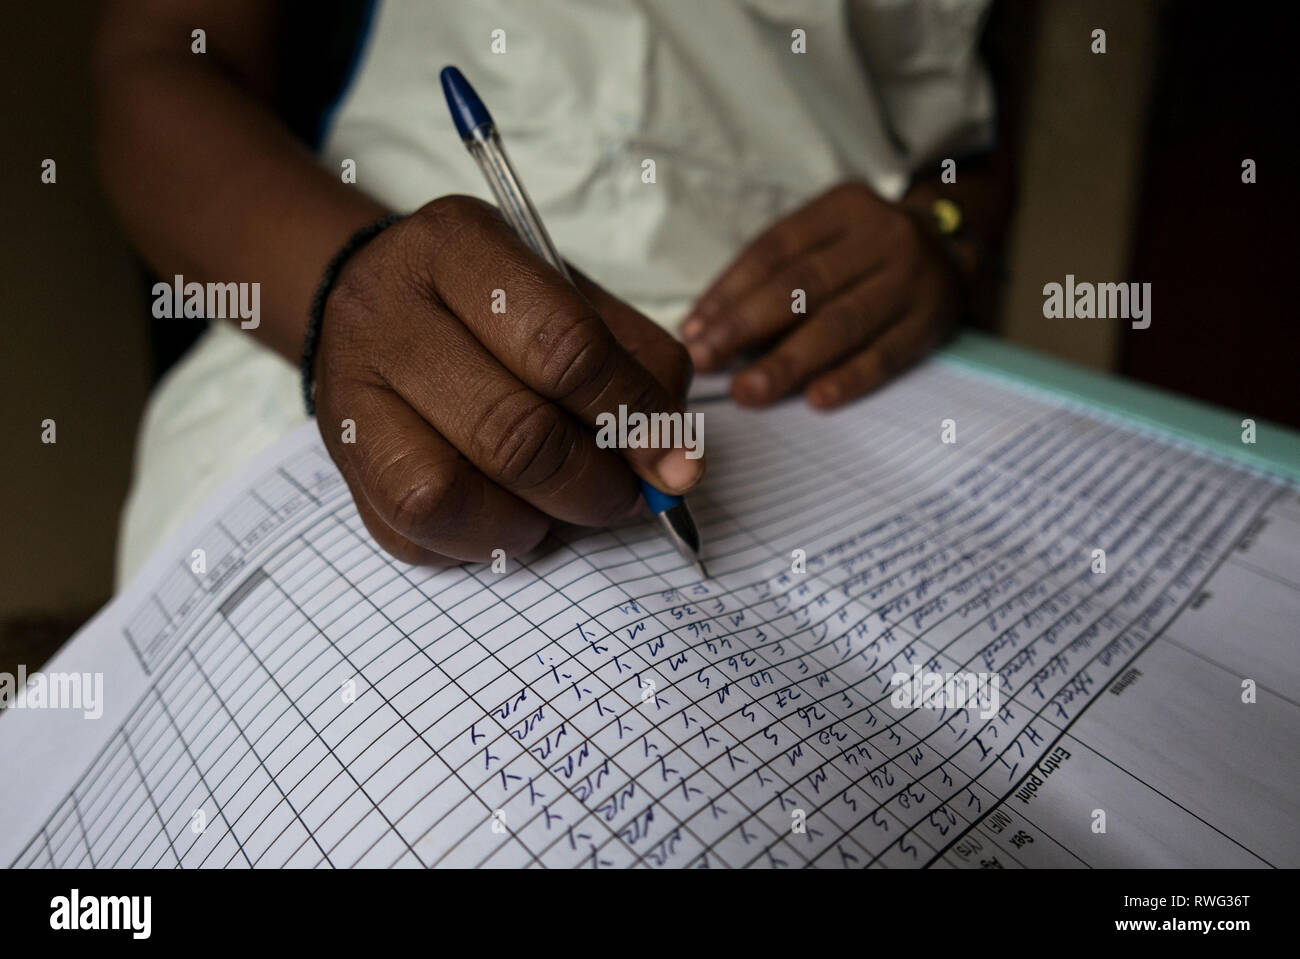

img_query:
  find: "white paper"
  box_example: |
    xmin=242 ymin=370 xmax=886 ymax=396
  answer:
xmin=3 ymin=359 xmax=1297 ymax=868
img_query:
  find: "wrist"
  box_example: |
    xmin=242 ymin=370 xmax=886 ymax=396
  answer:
xmin=301 ymin=212 xmax=403 ymax=415
xmin=899 ymin=201 xmax=971 ymax=311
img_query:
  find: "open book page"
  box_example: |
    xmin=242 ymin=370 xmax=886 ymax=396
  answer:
xmin=2 ymin=359 xmax=1297 ymax=868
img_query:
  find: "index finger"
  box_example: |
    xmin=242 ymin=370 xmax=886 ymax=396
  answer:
xmin=684 ymin=185 xmax=855 ymax=336
xmin=572 ymin=269 xmax=694 ymax=402
xmin=417 ymin=196 xmax=704 ymax=494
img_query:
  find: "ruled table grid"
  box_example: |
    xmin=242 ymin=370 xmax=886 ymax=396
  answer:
xmin=12 ymin=363 xmax=1288 ymax=868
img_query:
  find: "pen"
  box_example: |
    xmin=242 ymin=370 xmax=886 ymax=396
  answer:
xmin=440 ymin=65 xmax=708 ymax=579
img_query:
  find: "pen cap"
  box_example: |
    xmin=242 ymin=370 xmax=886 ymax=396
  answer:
xmin=440 ymin=66 xmax=494 ymax=139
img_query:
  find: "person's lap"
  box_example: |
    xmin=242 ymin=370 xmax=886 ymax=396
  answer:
xmin=116 ymin=322 xmax=305 ymax=588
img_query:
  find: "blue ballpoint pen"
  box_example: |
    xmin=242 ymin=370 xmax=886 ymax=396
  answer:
xmin=440 ymin=66 xmax=708 ymax=579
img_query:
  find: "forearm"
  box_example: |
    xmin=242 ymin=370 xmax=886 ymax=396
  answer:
xmin=95 ymin=2 xmax=387 ymax=363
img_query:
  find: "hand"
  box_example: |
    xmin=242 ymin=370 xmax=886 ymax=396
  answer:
xmin=681 ymin=182 xmax=961 ymax=409
xmin=313 ymin=195 xmax=700 ymax=565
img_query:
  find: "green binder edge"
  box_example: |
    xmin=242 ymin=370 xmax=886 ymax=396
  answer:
xmin=936 ymin=331 xmax=1300 ymax=485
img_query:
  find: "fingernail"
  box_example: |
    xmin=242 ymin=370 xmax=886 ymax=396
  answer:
xmin=686 ymin=340 xmax=713 ymax=370
xmin=734 ymin=368 xmax=770 ymax=404
xmin=681 ymin=316 xmax=704 ymax=340
xmin=655 ymin=447 xmax=703 ymax=492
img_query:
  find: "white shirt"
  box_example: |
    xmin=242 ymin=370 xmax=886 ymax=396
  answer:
xmin=117 ymin=0 xmax=994 ymax=585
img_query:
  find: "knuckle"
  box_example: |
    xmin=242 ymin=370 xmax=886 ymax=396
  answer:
xmin=412 ymin=194 xmax=498 ymax=274
xmin=530 ymin=305 xmax=614 ymax=400
xmin=476 ymin=394 xmax=573 ymax=489
xmin=384 ymin=460 xmax=468 ymax=543
xmin=418 ymin=193 xmax=491 ymax=229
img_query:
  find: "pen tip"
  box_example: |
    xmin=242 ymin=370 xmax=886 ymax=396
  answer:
xmin=694 ymin=560 xmax=709 ymax=579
